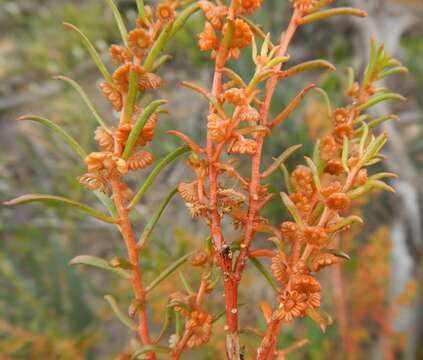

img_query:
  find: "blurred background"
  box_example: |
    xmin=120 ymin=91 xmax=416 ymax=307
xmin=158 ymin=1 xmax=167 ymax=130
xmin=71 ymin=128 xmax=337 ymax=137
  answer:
xmin=0 ymin=0 xmax=422 ymax=359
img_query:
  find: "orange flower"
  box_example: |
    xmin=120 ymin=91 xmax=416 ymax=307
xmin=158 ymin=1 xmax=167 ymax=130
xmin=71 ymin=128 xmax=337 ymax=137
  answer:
xmin=324 ymin=159 xmax=344 ymax=176
xmin=198 ymin=22 xmax=219 ymax=52
xmin=128 ymin=28 xmax=151 ymax=57
xmin=178 ymin=181 xmax=199 ymax=202
xmin=303 ymin=226 xmax=328 ymax=247
xmin=109 ymin=45 xmax=131 ymax=65
xmin=200 ymin=1 xmax=227 ymax=30
xmin=332 ymin=107 xmax=350 ymax=125
xmin=230 ymin=138 xmax=258 ymax=155
xmin=236 ymin=0 xmax=264 ymax=15
xmin=271 ymin=253 xmax=289 ymax=284
xmin=310 ymin=252 xmax=339 ymax=272
xmin=113 ymin=63 xmax=162 ymax=92
xmin=78 ymin=172 xmax=108 ymax=193
xmin=290 ymin=192 xmax=312 ymax=218
xmin=291 ymin=165 xmax=314 ymax=196
xmin=321 ymin=182 xmax=342 ymax=198
xmin=292 ymin=274 xmax=321 ymax=293
xmin=156 ymin=3 xmax=175 ymax=23
xmin=320 ymin=134 xmax=339 ymax=161
xmin=135 ymin=112 xmax=158 ymax=146
xmin=94 ymin=126 xmax=114 ymax=152
xmin=169 ymin=292 xmax=196 ymax=317
xmin=238 ymin=105 xmax=260 ymax=122
xmin=224 ymin=88 xmax=247 ymax=106
xmin=99 ymin=82 xmax=123 ymax=112
xmin=291 ymin=0 xmax=318 ymax=13
xmin=275 ymin=290 xmax=307 ymax=322
xmin=326 ymin=192 xmax=351 ymax=211
xmin=188 ymin=250 xmax=209 ymax=266
xmin=207 ymin=114 xmax=228 ymax=143
xmin=186 ymin=311 xmax=213 ymax=348
xmin=127 ymin=150 xmax=154 ymax=170
xmin=306 ymin=292 xmax=321 ymax=309
xmin=354 ymin=169 xmax=368 ymax=186
xmin=333 ymin=123 xmax=353 ymax=144
xmin=225 ymin=18 xmax=252 ymax=51
xmin=281 ymin=221 xmax=302 ymax=243
xmin=84 ymin=152 xmax=128 ymax=175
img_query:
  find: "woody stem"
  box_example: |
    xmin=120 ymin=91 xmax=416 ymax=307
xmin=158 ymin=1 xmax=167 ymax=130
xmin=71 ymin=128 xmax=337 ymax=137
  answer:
xmin=110 ymin=175 xmax=155 ymax=360
xmin=251 ymin=9 xmax=302 ymax=360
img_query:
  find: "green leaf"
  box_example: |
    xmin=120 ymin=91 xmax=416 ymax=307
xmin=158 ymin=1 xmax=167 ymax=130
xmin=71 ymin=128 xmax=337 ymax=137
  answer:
xmin=154 ymin=301 xmax=173 ymax=343
xmin=105 ymin=0 xmax=129 ymax=47
xmin=18 ymin=115 xmax=87 ymax=160
xmin=55 ymin=76 xmax=109 ymax=131
xmin=145 ymin=252 xmax=193 ymax=293
xmin=326 ymin=215 xmax=363 ymax=233
xmin=144 ymin=23 xmax=174 ymax=72
xmin=279 ymin=163 xmax=293 ymax=194
xmin=123 ymin=69 xmax=139 ymax=123
xmin=179 ymin=271 xmax=195 ymax=294
xmin=268 ymin=84 xmax=316 ymax=128
xmin=169 ymin=2 xmax=201 ymax=39
xmin=129 ymin=146 xmax=190 ymax=209
xmin=136 ymin=0 xmax=148 ymax=25
xmin=122 ymin=99 xmax=167 ymax=160
xmin=279 ymin=60 xmax=335 ymax=78
xmin=341 ymin=136 xmax=349 ymax=172
xmin=3 ymin=194 xmax=118 ymax=224
xmin=326 ymin=249 xmax=351 ymax=261
xmin=314 ymin=87 xmax=332 ymax=118
xmin=357 ymin=93 xmax=406 ymax=111
xmin=138 ymin=187 xmax=178 ymax=249
xmin=380 ymin=66 xmax=409 ymax=79
xmin=69 ymin=255 xmax=131 ymax=279
xmin=298 ymin=7 xmax=367 ymax=25
xmin=63 ymin=23 xmax=112 ymax=82
xmin=280 ymin=192 xmax=305 ymax=229
xmin=304 ymin=156 xmax=321 ymax=192
xmin=261 ymin=144 xmax=303 ymax=178
xmin=132 ymin=345 xmax=171 ymax=359
xmin=249 ymin=256 xmax=279 ymax=292
xmin=104 ymin=294 xmax=136 ymax=330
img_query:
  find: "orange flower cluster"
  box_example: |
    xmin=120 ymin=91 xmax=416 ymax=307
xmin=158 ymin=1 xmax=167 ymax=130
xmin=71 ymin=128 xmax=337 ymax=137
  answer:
xmin=79 ymin=2 xmax=184 ymax=195
xmin=198 ymin=1 xmax=255 ymax=59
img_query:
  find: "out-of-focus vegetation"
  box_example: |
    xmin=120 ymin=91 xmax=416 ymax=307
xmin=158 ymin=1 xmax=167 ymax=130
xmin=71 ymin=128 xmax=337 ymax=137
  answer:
xmin=1 ymin=0 xmax=422 ymax=358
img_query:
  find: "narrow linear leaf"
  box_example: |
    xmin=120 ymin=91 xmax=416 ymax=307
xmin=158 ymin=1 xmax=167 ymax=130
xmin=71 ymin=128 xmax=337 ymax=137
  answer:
xmin=268 ymin=84 xmax=316 ymax=128
xmin=222 ymin=68 xmax=247 ymax=88
xmin=105 ymin=0 xmax=129 ymax=47
xmin=138 ymin=187 xmax=178 ymax=249
xmin=240 ymin=16 xmax=274 ymax=48
xmin=122 ymin=99 xmax=167 ymax=159
xmin=94 ymin=191 xmax=118 ymax=217
xmin=262 ymin=144 xmax=302 ymax=178
xmin=18 ymin=115 xmax=87 ymax=160
xmin=169 ymin=2 xmax=201 ymax=38
xmin=278 ymin=60 xmax=335 ymax=79
xmin=380 ymin=66 xmax=409 ymax=79
xmin=357 ymin=93 xmax=406 ymax=111
xmin=123 ymin=69 xmax=139 ymax=123
xmin=129 ymin=146 xmax=190 ymax=209
xmin=144 ymin=23 xmax=173 ymax=71
xmin=55 ymin=76 xmax=109 ymax=131
xmin=249 ymin=256 xmax=279 ymax=292
xmin=305 ymin=156 xmax=321 ymax=192
xmin=314 ymin=87 xmax=332 ymax=118
xmin=104 ymin=295 xmax=135 ymax=330
xmin=152 ymin=54 xmax=172 ymax=72
xmin=154 ymin=302 xmax=173 ymax=343
xmin=298 ymin=7 xmax=367 ymax=25
xmin=326 ymin=215 xmax=363 ymax=233
xmin=3 ymin=194 xmax=117 ymax=224
xmin=69 ymin=255 xmax=130 ymax=279
xmin=280 ymin=192 xmax=305 ymax=229
xmin=179 ymin=271 xmax=195 ymax=294
xmin=279 ymin=163 xmax=293 ymax=194
xmin=145 ymin=252 xmax=193 ymax=293
xmin=341 ymin=136 xmax=349 ymax=172
xmin=63 ymin=22 xmax=112 ymax=82
xmin=136 ymin=0 xmax=148 ymax=25
xmin=264 ymin=56 xmax=290 ymax=69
